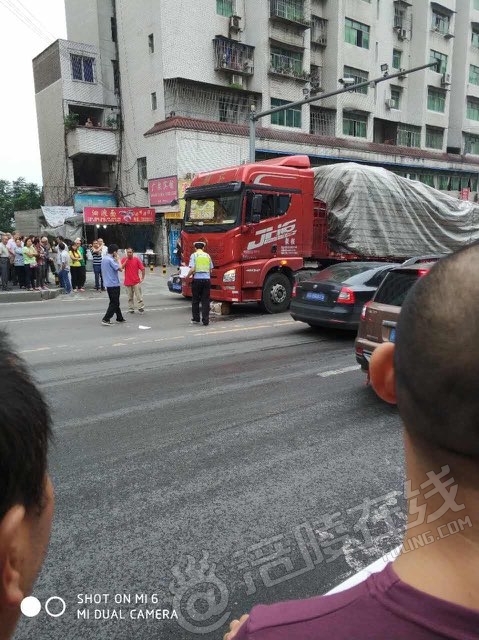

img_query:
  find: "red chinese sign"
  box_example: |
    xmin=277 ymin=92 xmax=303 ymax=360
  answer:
xmin=83 ymin=207 xmax=156 ymax=224
xmin=148 ymin=175 xmax=178 ymax=206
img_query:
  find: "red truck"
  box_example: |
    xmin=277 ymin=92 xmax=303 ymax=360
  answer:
xmin=181 ymin=154 xmax=334 ymax=314
xmin=181 ymin=154 xmax=475 ymax=313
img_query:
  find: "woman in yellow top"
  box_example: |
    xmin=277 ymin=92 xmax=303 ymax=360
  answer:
xmin=69 ymin=242 xmax=82 ymax=291
xmin=22 ymin=237 xmax=38 ymax=291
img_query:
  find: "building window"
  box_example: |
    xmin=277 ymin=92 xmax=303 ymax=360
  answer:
xmin=343 ymin=111 xmax=368 ymax=138
xmin=392 ymin=49 xmax=402 ymax=69
xmin=397 ymin=124 xmax=421 ymax=148
xmin=427 ymin=87 xmax=446 ymax=112
xmin=219 ymin=96 xmax=240 ymax=123
xmin=151 ymin=92 xmax=157 ymax=110
xmin=310 ymin=107 xmax=336 ymax=136
xmin=394 ymin=4 xmax=406 ymax=29
xmin=390 ymin=86 xmax=401 ymax=109
xmin=270 ymin=46 xmax=303 ymax=77
xmin=148 ymin=34 xmax=154 ymax=53
xmin=271 ymin=0 xmax=305 ymax=23
xmin=419 ymin=174 xmax=435 ymax=187
xmin=343 ymin=65 xmax=368 ymax=94
xmin=473 ymin=27 xmax=479 ymax=48
xmin=467 ymin=97 xmax=479 ymax=121
xmin=70 ymin=54 xmax=95 ymax=82
xmin=474 ymin=0 xmax=479 ymax=9
xmin=465 ymin=133 xmax=479 ymax=154
xmin=430 ymin=50 xmax=448 ymax=74
xmin=217 ymin=0 xmax=234 ymax=16
xmin=470 ymin=64 xmax=479 ymax=85
xmin=425 ymin=126 xmax=444 ymax=150
xmin=110 ymin=17 xmax=117 ymax=42
xmin=431 ymin=10 xmax=450 ymax=34
xmin=271 ymin=98 xmax=301 ymax=128
xmin=345 ymin=17 xmax=370 ymax=49
xmin=137 ymin=157 xmax=147 ymax=185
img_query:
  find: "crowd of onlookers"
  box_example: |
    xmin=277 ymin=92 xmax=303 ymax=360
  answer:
xmin=0 ymin=232 xmax=110 ymax=293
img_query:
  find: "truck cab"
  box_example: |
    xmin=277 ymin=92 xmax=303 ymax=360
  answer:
xmin=182 ymin=155 xmax=323 ymax=313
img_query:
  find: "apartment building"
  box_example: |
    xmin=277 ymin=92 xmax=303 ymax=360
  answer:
xmin=33 ymin=0 xmax=479 ymax=257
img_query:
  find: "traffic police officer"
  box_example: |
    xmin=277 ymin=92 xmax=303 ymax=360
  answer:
xmin=187 ymin=241 xmax=213 ymax=326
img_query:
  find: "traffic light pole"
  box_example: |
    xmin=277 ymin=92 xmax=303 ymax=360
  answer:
xmin=248 ymin=61 xmax=438 ymax=163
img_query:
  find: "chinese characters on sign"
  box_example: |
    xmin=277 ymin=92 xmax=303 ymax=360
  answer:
xmin=148 ymin=176 xmax=179 ymax=207
xmin=83 ymin=207 xmax=156 ymax=225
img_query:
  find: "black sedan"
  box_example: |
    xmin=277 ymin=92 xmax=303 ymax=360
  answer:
xmin=290 ymin=262 xmax=399 ymax=330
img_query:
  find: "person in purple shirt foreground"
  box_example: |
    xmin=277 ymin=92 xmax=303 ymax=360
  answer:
xmin=225 ymin=243 xmax=479 ymax=640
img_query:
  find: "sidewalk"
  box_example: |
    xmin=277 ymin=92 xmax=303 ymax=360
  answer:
xmin=0 ymin=266 xmax=179 ymax=303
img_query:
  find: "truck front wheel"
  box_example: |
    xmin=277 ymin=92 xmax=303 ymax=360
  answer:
xmin=261 ymin=272 xmax=292 ymax=314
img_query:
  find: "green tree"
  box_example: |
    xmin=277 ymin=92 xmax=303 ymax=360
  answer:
xmin=0 ymin=178 xmax=43 ymax=232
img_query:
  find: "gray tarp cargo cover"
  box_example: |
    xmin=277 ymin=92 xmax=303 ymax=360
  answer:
xmin=313 ymin=163 xmax=479 ymax=258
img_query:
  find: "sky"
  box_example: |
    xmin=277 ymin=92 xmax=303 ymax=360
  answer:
xmin=0 ymin=0 xmax=67 ymax=185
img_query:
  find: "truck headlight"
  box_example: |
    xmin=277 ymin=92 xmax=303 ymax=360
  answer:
xmin=223 ymin=269 xmax=236 ymax=283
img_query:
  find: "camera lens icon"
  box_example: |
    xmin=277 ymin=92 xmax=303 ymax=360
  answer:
xmin=21 ymin=595 xmax=66 ymax=618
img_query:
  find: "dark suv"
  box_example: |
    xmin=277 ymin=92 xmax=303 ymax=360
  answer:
xmin=355 ymin=260 xmax=438 ymax=372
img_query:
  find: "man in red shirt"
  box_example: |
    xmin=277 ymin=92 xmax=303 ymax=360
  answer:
xmin=121 ymin=248 xmax=145 ymax=313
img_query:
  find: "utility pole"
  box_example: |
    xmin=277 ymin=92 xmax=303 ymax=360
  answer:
xmin=248 ymin=61 xmax=438 ymax=162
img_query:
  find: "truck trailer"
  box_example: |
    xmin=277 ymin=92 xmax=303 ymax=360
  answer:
xmin=181 ymin=155 xmax=479 ymax=313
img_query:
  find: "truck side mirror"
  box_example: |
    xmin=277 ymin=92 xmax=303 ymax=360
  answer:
xmin=252 ymin=194 xmax=263 ymax=214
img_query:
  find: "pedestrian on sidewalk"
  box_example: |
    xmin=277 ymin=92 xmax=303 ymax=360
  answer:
xmin=57 ymin=242 xmax=72 ymax=294
xmin=101 ymin=244 xmax=125 ymax=326
xmin=69 ymin=241 xmax=82 ymax=292
xmin=22 ymin=238 xmax=38 ymax=291
xmin=91 ymin=240 xmax=104 ymax=290
xmin=13 ymin=239 xmax=26 ymax=289
xmin=187 ymin=240 xmax=213 ymax=326
xmin=121 ymin=247 xmax=145 ymax=313
xmin=75 ymin=237 xmax=86 ymax=291
xmin=0 ymin=235 xmax=10 ymax=291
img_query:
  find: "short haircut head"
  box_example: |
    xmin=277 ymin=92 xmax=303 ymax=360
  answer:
xmin=58 ymin=242 xmax=65 ymax=251
xmin=0 ymin=330 xmax=52 ymax=520
xmin=395 ymin=243 xmax=479 ymax=457
xmin=108 ymin=244 xmax=119 ymax=254
xmin=194 ymin=241 xmax=206 ymax=249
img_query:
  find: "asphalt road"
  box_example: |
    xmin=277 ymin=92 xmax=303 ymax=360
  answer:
xmin=5 ymin=272 xmax=405 ymax=640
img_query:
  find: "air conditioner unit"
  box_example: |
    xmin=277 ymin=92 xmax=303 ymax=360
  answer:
xmin=385 ymin=98 xmax=394 ymax=109
xmin=139 ymin=178 xmax=148 ymax=190
xmin=397 ymin=68 xmax=406 ymax=80
xmin=441 ymin=73 xmax=451 ymax=86
xmin=230 ymin=15 xmax=241 ymax=31
xmin=398 ymin=28 xmax=407 ymax=39
xmin=231 ymin=74 xmax=243 ymax=87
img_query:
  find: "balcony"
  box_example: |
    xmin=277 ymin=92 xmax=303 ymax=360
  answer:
xmin=269 ymin=53 xmax=308 ymax=81
xmin=269 ymin=23 xmax=305 ymax=49
xmin=311 ymin=17 xmax=327 ymax=46
xmin=213 ymin=36 xmax=254 ymax=76
xmin=66 ymin=125 xmax=118 ymax=158
xmin=310 ymin=66 xmax=323 ymax=92
xmin=270 ymin=0 xmax=310 ymax=29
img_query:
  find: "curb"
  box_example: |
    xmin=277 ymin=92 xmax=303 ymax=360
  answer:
xmin=0 ymin=288 xmax=63 ymax=303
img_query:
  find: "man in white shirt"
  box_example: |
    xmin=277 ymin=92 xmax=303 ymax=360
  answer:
xmin=0 ymin=235 xmax=11 ymax=291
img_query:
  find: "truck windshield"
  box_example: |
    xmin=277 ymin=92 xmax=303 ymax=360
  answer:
xmin=184 ymin=194 xmax=241 ymax=229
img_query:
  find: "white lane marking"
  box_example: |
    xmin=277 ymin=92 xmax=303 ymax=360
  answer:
xmin=0 ymin=306 xmax=184 ymax=323
xmin=19 ymin=347 xmax=51 ymax=354
xmin=318 ymin=365 xmax=359 ymax=378
xmin=326 ymin=546 xmax=402 ymax=594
